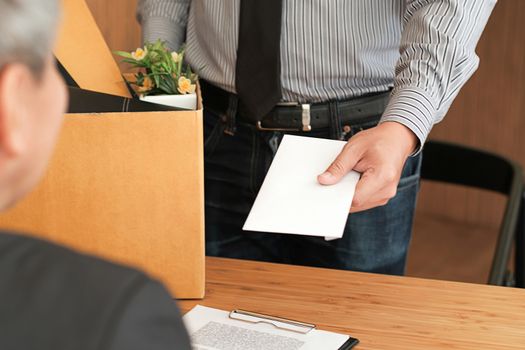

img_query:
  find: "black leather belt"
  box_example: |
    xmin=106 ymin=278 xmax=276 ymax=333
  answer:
xmin=201 ymin=80 xmax=390 ymax=132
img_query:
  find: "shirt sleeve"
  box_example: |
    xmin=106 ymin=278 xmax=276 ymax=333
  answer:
xmin=136 ymin=0 xmax=191 ymax=51
xmin=379 ymin=0 xmax=497 ymax=154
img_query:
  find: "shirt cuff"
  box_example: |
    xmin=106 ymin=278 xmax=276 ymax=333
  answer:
xmin=379 ymin=87 xmax=437 ymax=156
xmin=141 ymin=16 xmax=185 ymax=51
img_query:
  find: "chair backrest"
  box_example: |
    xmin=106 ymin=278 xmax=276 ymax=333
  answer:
xmin=421 ymin=140 xmax=524 ymax=286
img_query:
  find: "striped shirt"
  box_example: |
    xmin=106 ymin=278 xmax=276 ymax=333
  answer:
xmin=137 ymin=0 xmax=496 ymax=147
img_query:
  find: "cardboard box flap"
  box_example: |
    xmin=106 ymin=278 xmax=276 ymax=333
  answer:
xmin=55 ymin=0 xmax=131 ymax=98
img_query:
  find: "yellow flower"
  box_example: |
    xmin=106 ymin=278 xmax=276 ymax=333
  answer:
xmin=171 ymin=51 xmax=182 ymax=63
xmin=177 ymin=77 xmax=196 ymax=94
xmin=131 ymin=47 xmax=148 ymax=61
xmin=138 ymin=76 xmax=153 ymax=93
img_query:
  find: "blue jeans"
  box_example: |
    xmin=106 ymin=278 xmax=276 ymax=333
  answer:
xmin=204 ymin=110 xmax=421 ymax=275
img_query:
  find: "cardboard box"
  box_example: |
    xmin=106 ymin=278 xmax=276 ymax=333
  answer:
xmin=0 ymin=0 xmax=205 ymax=299
xmin=55 ymin=0 xmax=131 ymax=97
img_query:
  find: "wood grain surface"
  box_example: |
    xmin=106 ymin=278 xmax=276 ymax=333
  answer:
xmin=179 ymin=257 xmax=525 ymax=350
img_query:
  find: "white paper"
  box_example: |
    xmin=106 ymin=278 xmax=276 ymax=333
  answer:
xmin=243 ymin=135 xmax=360 ymax=240
xmin=183 ymin=305 xmax=349 ymax=350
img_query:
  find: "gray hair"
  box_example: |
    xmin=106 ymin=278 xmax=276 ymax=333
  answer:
xmin=0 ymin=0 xmax=59 ymax=74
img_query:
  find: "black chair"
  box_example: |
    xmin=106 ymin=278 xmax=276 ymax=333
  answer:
xmin=420 ymin=140 xmax=524 ymax=287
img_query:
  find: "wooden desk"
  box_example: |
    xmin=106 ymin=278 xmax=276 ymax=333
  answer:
xmin=179 ymin=257 xmax=525 ymax=350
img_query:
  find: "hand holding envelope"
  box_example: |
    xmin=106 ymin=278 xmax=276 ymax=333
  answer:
xmin=318 ymin=121 xmax=418 ymax=212
xmin=243 ymin=135 xmax=360 ymax=240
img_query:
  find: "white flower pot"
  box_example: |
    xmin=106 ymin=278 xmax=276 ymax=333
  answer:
xmin=140 ymin=93 xmax=197 ymax=110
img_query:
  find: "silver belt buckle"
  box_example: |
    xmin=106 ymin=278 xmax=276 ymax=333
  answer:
xmin=256 ymin=103 xmax=312 ymax=132
xmin=301 ymin=104 xmax=312 ymax=132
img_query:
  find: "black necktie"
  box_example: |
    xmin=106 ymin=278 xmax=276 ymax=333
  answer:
xmin=235 ymin=0 xmax=283 ymax=120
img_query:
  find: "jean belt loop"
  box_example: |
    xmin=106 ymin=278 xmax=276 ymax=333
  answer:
xmin=328 ymin=100 xmax=343 ymax=140
xmin=224 ymin=94 xmax=239 ymax=136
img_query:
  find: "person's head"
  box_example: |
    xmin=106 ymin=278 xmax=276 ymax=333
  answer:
xmin=0 ymin=0 xmax=67 ymax=210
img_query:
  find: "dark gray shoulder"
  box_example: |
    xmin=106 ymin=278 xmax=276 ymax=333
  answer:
xmin=0 ymin=231 xmax=152 ymax=350
xmin=105 ymin=279 xmax=192 ymax=350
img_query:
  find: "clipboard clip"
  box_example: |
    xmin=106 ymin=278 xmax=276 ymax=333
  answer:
xmin=229 ymin=309 xmax=316 ymax=334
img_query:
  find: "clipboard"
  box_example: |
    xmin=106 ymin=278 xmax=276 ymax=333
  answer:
xmin=229 ymin=309 xmax=360 ymax=349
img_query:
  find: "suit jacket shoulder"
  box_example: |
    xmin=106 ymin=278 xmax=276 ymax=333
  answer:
xmin=0 ymin=232 xmax=191 ymax=350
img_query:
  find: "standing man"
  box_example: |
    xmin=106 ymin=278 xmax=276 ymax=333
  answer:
xmin=138 ymin=0 xmax=496 ymax=274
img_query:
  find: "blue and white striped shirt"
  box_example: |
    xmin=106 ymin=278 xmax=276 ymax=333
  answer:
xmin=137 ymin=0 xmax=496 ymax=147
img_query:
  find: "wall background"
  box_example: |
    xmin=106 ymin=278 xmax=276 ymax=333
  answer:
xmin=85 ymin=0 xmax=141 ymax=67
xmin=85 ymin=0 xmax=525 ymax=251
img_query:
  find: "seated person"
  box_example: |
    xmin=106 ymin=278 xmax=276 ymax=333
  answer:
xmin=0 ymin=1 xmax=191 ymax=349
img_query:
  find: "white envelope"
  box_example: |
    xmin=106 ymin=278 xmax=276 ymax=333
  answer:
xmin=243 ymin=135 xmax=360 ymax=240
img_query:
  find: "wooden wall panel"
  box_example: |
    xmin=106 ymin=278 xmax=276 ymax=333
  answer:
xmin=86 ymin=0 xmax=525 ymax=228
xmin=418 ymin=0 xmax=525 ymax=227
xmin=85 ymin=0 xmax=141 ymax=67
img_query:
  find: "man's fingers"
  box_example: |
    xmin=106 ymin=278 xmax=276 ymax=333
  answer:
xmin=351 ymin=168 xmax=380 ymax=208
xmin=351 ymin=166 xmax=398 ymax=211
xmin=318 ymin=143 xmax=362 ymax=185
xmin=350 ymin=200 xmax=388 ymax=213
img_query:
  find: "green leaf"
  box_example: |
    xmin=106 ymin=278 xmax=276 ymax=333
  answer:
xmin=121 ymin=58 xmax=140 ymax=66
xmin=151 ymin=73 xmax=160 ymax=89
xmin=113 ymin=50 xmax=133 ymax=58
xmin=158 ymin=80 xmax=172 ymax=94
xmin=160 ymin=62 xmax=171 ymax=73
xmin=135 ymin=73 xmax=144 ymax=85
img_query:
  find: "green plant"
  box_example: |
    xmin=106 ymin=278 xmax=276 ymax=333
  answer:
xmin=115 ymin=40 xmax=197 ymax=96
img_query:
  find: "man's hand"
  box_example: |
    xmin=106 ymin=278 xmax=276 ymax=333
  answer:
xmin=317 ymin=122 xmax=418 ymax=213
